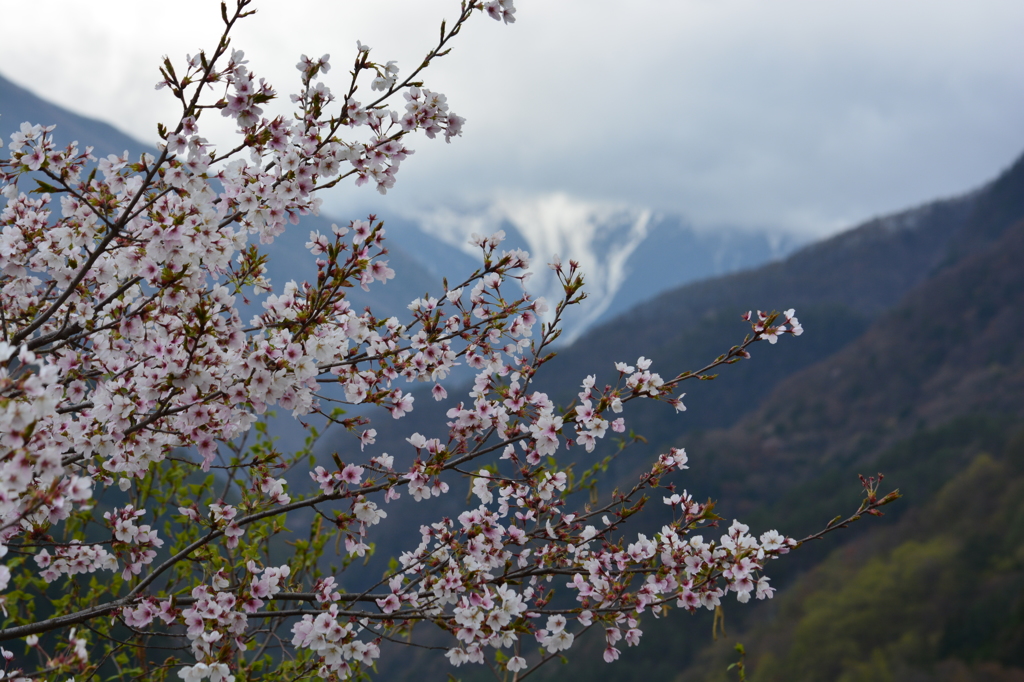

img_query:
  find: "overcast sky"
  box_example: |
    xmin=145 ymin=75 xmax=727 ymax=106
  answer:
xmin=2 ymin=1 xmax=1022 ymax=237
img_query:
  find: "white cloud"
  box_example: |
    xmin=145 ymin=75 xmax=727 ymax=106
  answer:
xmin=2 ymin=0 xmax=1022 ymax=236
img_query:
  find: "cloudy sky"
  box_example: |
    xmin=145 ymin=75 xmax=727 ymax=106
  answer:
xmin=2 ymin=0 xmax=1022 ymax=237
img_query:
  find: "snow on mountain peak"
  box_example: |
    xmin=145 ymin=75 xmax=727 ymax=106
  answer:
xmin=406 ymin=193 xmax=654 ymax=343
xmin=399 ymin=192 xmax=804 ymax=345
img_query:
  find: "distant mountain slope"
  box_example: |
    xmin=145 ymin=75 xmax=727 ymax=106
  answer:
xmin=657 ymin=219 xmax=1024 ymax=682
xmin=0 ymin=72 xmax=152 ymax=158
xmin=573 ymin=151 xmax=1024 ymax=529
xmin=537 ymin=152 xmax=1024 ymax=444
xmin=688 ymin=212 xmax=1024 ymax=520
xmin=561 ymin=187 xmax=976 ymax=367
xmin=518 ymin=159 xmax=1024 ymax=682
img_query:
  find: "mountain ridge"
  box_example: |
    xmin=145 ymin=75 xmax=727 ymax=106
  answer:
xmin=532 ymin=156 xmax=1024 ymax=442
xmin=388 ymin=195 xmax=806 ymax=343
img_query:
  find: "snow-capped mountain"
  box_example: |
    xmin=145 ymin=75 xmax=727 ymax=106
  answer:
xmin=386 ymin=194 xmax=806 ymax=344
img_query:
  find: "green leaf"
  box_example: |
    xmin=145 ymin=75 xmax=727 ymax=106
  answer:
xmin=31 ymin=179 xmax=62 ymax=194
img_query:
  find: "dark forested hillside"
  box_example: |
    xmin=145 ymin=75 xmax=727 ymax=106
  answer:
xmin=517 ymin=155 xmax=1024 ymax=682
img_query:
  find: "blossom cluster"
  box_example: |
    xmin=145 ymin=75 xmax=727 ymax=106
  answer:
xmin=347 ymin=437 xmax=801 ymax=673
xmin=0 ymin=1 xmax=886 ymax=680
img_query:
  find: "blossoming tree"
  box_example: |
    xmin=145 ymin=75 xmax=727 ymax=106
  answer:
xmin=0 ymin=1 xmax=898 ymax=679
